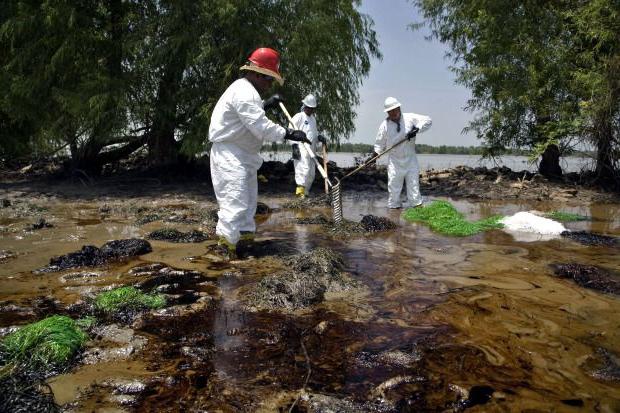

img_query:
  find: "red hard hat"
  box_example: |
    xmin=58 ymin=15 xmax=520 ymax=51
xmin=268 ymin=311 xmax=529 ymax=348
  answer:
xmin=240 ymin=47 xmax=284 ymax=85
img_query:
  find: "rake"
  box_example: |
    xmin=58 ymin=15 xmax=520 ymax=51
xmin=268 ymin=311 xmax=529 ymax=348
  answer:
xmin=279 ymin=103 xmax=342 ymax=221
xmin=329 ymin=135 xmax=412 ymax=224
xmin=279 ymin=102 xmax=412 ymax=225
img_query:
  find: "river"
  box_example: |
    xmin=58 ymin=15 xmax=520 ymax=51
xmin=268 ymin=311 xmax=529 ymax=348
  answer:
xmin=261 ymin=151 xmax=595 ymax=173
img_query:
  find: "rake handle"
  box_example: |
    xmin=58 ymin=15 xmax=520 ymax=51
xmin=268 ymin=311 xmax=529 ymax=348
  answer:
xmin=322 ymin=143 xmax=329 ymax=195
xmin=340 ymin=136 xmax=410 ymax=181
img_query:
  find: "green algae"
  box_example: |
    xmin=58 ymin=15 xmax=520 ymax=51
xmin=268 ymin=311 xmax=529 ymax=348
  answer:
xmin=94 ymin=286 xmax=166 ymax=314
xmin=544 ymin=210 xmax=589 ymax=222
xmin=403 ymin=200 xmax=504 ymax=236
xmin=1 ymin=315 xmax=87 ymax=370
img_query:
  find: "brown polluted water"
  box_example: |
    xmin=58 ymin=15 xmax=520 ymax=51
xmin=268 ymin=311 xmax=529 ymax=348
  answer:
xmin=0 ymin=188 xmax=619 ymax=412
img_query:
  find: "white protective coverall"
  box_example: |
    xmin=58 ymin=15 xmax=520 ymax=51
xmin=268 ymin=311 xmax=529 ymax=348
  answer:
xmin=291 ymin=110 xmax=318 ymax=192
xmin=374 ymin=112 xmax=432 ymax=208
xmin=209 ymin=78 xmax=286 ymax=245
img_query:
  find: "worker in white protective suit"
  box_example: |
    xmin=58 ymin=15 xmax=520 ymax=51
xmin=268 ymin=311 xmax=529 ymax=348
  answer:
xmin=209 ymin=47 xmax=310 ymax=258
xmin=373 ymin=97 xmax=432 ymax=209
xmin=290 ymin=94 xmax=327 ymax=198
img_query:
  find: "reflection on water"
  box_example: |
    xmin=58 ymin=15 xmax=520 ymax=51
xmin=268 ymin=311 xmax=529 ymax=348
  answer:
xmin=0 ymin=192 xmax=619 ymax=411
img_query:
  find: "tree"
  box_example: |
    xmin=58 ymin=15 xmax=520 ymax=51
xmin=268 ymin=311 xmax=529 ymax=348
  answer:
xmin=1 ymin=1 xmax=139 ymax=175
xmin=137 ymin=0 xmax=381 ymax=164
xmin=569 ymin=0 xmax=619 ymax=184
xmin=1 ymin=0 xmax=380 ymax=173
xmin=412 ymin=0 xmax=583 ymax=178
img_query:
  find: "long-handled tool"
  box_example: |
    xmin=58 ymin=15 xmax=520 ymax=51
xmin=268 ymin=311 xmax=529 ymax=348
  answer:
xmin=330 ymin=135 xmax=412 ymax=224
xmin=279 ymin=102 xmax=332 ymax=187
xmin=279 ymin=102 xmax=344 ymax=222
xmin=322 ymin=139 xmax=329 ymax=195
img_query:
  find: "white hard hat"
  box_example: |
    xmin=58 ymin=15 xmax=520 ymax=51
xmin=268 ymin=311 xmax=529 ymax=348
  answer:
xmin=383 ymin=97 xmax=401 ymax=112
xmin=302 ymin=94 xmax=317 ymax=108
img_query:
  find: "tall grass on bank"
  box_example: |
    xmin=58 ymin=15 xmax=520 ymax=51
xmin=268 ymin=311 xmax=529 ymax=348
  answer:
xmin=94 ymin=286 xmax=165 ymax=314
xmin=403 ymin=201 xmax=504 ymax=236
xmin=1 ymin=315 xmax=87 ymax=371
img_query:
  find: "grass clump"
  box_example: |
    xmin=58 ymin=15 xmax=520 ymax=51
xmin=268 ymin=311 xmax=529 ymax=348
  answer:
xmin=403 ymin=200 xmax=504 ymax=236
xmin=1 ymin=315 xmax=87 ymax=370
xmin=544 ymin=210 xmax=589 ymax=222
xmin=94 ymin=286 xmax=165 ymax=314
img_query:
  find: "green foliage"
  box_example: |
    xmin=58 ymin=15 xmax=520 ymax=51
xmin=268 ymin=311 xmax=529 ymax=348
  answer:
xmin=75 ymin=317 xmax=97 ymax=330
xmin=1 ymin=0 xmax=380 ymax=169
xmin=413 ymin=0 xmax=619 ymax=181
xmin=94 ymin=286 xmax=166 ymax=314
xmin=1 ymin=315 xmax=87 ymax=370
xmin=403 ymin=200 xmax=504 ymax=236
xmin=543 ymin=211 xmax=589 ymax=222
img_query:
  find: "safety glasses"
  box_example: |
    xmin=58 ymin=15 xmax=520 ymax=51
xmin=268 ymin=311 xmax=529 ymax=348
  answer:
xmin=260 ymin=74 xmax=274 ymax=81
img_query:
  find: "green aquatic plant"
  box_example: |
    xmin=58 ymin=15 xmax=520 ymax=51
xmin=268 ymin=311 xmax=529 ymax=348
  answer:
xmin=94 ymin=286 xmax=165 ymax=313
xmin=544 ymin=210 xmax=589 ymax=222
xmin=75 ymin=316 xmax=97 ymax=330
xmin=1 ymin=315 xmax=87 ymax=370
xmin=403 ymin=200 xmax=504 ymax=236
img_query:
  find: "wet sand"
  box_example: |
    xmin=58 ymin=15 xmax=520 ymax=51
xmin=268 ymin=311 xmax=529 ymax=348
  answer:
xmin=0 ymin=180 xmax=619 ymax=412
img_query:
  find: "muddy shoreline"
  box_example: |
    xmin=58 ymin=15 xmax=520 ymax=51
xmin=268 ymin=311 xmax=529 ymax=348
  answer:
xmin=1 ymin=159 xmax=618 ymax=204
xmin=1 ymin=162 xmax=619 ymax=412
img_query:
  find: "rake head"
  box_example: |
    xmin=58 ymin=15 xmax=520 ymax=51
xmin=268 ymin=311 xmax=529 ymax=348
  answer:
xmin=330 ymin=180 xmax=343 ymax=225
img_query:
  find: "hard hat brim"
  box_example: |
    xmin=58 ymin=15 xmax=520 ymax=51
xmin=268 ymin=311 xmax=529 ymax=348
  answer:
xmin=240 ymin=64 xmax=284 ymax=86
xmin=384 ymin=103 xmax=401 ymax=112
xmin=302 ymin=101 xmax=317 ymax=108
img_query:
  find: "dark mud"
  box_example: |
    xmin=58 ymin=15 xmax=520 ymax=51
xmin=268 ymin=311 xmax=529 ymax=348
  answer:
xmin=360 ymin=215 xmax=398 ymax=232
xmin=133 ymin=205 xmax=217 ymax=227
xmin=0 ymin=295 xmax=67 ymax=327
xmin=89 ymin=264 xmax=216 ymax=324
xmin=0 ymin=250 xmax=16 ymax=263
xmin=295 ymin=214 xmax=398 ymax=236
xmin=256 ymin=201 xmax=271 ymax=215
xmin=296 ymin=215 xmax=331 ymax=225
xmin=36 ymin=239 xmax=152 ymax=272
xmin=246 ymin=248 xmax=356 ymax=310
xmin=1 ymin=161 xmax=619 ymax=411
xmin=551 ymin=263 xmax=620 ymax=295
xmin=0 ymin=373 xmax=59 ymax=413
xmin=136 ymin=303 xmax=495 ymax=412
xmin=282 ymin=194 xmax=331 ymax=210
xmin=205 ymin=238 xmax=299 ymax=261
xmin=417 ymin=165 xmax=619 ymax=204
xmin=561 ymin=230 xmax=619 ymax=247
xmin=583 ymin=348 xmax=620 ymax=382
xmin=25 ymin=217 xmax=53 ymax=231
xmin=147 ymin=228 xmax=210 ymax=243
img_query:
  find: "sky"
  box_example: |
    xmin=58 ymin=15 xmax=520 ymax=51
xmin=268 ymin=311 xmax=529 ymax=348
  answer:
xmin=351 ymin=0 xmax=478 ymax=147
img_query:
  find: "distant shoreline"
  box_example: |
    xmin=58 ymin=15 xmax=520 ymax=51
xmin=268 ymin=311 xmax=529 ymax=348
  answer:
xmin=262 ymin=143 xmax=594 ymax=157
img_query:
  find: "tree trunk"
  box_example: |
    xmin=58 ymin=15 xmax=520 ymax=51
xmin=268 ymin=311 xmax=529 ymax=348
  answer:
xmin=534 ymin=114 xmax=563 ymax=179
xmin=539 ymin=143 xmax=563 ymax=179
xmin=593 ymin=62 xmax=619 ymax=185
xmin=593 ymin=113 xmax=615 ymax=182
xmin=147 ymin=3 xmax=194 ymax=167
xmin=70 ymin=0 xmax=126 ymax=177
xmin=148 ymin=64 xmax=184 ymax=166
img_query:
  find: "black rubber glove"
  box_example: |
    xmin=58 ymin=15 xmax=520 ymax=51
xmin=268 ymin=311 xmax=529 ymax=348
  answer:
xmin=366 ymin=151 xmax=380 ymax=165
xmin=263 ymin=94 xmax=283 ymax=110
xmin=318 ymin=134 xmax=327 ymax=144
xmin=406 ymin=125 xmax=420 ymax=141
xmin=284 ymin=128 xmax=311 ymax=144
xmin=291 ymin=144 xmax=301 ymax=160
